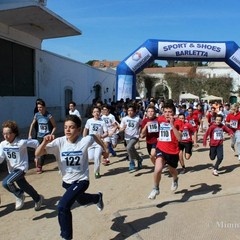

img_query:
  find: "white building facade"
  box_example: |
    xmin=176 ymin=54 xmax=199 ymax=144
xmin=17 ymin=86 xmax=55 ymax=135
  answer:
xmin=0 ymin=1 xmax=116 ymax=128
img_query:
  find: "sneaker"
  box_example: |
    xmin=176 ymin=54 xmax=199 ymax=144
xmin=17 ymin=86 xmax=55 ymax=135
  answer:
xmin=129 ymin=161 xmax=135 ymax=172
xmin=171 ymin=177 xmax=178 ymax=191
xmin=96 ymin=192 xmax=104 ymax=211
xmin=111 ymin=152 xmax=117 ymax=157
xmin=137 ymin=158 xmax=143 ymax=170
xmin=212 ymin=169 xmax=219 ymax=176
xmin=35 ymin=195 xmax=44 ymax=211
xmin=36 ymin=166 xmax=43 ymax=174
xmin=180 ymin=168 xmax=186 ymax=174
xmin=238 ymin=155 xmax=240 ymax=161
xmin=15 ymin=194 xmax=25 ymax=210
xmin=230 ymin=145 xmax=235 ymax=152
xmin=148 ymin=188 xmax=160 ymax=199
xmin=95 ymin=172 xmax=101 ymax=179
xmin=102 ymin=159 xmax=110 ymax=166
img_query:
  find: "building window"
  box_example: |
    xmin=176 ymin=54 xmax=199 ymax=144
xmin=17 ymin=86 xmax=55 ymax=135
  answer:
xmin=0 ymin=38 xmax=34 ymax=96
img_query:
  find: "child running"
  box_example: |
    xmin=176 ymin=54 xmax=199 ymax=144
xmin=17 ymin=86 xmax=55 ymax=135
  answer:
xmin=225 ymin=103 xmax=240 ymax=160
xmin=35 ymin=115 xmax=107 ymax=240
xmin=101 ymin=104 xmax=119 ymax=164
xmin=119 ymin=104 xmax=142 ymax=172
xmin=203 ymin=115 xmax=233 ymax=176
xmin=177 ymin=113 xmax=198 ymax=174
xmin=148 ymin=101 xmax=182 ymax=200
xmin=0 ymin=120 xmax=43 ymax=211
xmin=140 ymin=106 xmax=158 ymax=165
xmin=83 ymin=106 xmax=108 ymax=178
xmin=28 ymin=99 xmax=57 ymax=174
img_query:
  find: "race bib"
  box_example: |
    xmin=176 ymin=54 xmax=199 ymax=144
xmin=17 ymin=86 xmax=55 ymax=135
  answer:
xmin=38 ymin=123 xmax=49 ymax=134
xmin=189 ymin=119 xmax=196 ymax=127
xmin=182 ymin=130 xmax=190 ymax=140
xmin=4 ymin=147 xmax=20 ymax=165
xmin=61 ymin=151 xmax=82 ymax=173
xmin=230 ymin=120 xmax=238 ymax=129
xmin=159 ymin=123 xmax=171 ymax=142
xmin=90 ymin=123 xmax=101 ymax=134
xmin=148 ymin=121 xmax=159 ymax=133
xmin=127 ymin=120 xmax=136 ymax=129
xmin=213 ymin=129 xmax=223 ymax=140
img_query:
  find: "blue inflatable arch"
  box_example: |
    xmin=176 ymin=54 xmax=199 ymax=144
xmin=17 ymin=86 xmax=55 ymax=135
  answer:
xmin=116 ymin=39 xmax=240 ymax=100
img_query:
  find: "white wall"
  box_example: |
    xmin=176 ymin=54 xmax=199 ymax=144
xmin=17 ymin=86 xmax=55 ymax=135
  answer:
xmin=0 ymin=49 xmax=116 ymax=129
xmin=36 ymin=50 xmax=116 ymax=120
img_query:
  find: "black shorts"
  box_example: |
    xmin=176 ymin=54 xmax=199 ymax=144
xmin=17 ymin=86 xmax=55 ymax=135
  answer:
xmin=179 ymin=141 xmax=193 ymax=155
xmin=146 ymin=143 xmax=157 ymax=155
xmin=156 ymin=148 xmax=179 ymax=168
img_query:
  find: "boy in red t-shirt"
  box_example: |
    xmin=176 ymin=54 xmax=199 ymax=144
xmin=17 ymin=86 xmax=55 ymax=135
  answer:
xmin=141 ymin=106 xmax=158 ymax=165
xmin=148 ymin=102 xmax=182 ymax=200
xmin=203 ymin=115 xmax=233 ymax=176
xmin=177 ymin=113 xmax=198 ymax=174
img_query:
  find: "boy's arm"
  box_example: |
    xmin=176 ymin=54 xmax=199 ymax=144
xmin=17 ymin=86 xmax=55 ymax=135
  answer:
xmin=35 ymin=135 xmax=55 ymax=157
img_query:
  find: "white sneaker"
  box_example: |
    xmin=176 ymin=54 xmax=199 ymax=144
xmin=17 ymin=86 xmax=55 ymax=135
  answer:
xmin=148 ymin=188 xmax=160 ymax=199
xmin=171 ymin=177 xmax=178 ymax=191
xmin=212 ymin=169 xmax=219 ymax=176
xmin=35 ymin=195 xmax=44 ymax=211
xmin=238 ymin=155 xmax=240 ymax=161
xmin=15 ymin=194 xmax=25 ymax=210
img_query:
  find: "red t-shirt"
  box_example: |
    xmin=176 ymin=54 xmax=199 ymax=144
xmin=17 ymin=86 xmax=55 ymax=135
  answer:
xmin=193 ymin=109 xmax=203 ymax=122
xmin=203 ymin=124 xmax=233 ymax=146
xmin=206 ymin=112 xmax=217 ymax=125
xmin=141 ymin=117 xmax=158 ymax=144
xmin=181 ymin=122 xmax=196 ymax=142
xmin=156 ymin=116 xmax=182 ymax=154
xmin=186 ymin=114 xmax=199 ymax=130
xmin=226 ymin=112 xmax=240 ymax=132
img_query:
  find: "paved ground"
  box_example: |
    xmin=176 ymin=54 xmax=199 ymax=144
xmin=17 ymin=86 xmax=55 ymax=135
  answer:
xmin=1 ymin=122 xmax=240 ymax=240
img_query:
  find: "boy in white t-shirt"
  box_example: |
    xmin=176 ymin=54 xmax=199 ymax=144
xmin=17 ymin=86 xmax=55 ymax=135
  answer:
xmin=120 ymin=104 xmax=142 ymax=172
xmin=69 ymin=101 xmax=81 ymax=120
xmin=35 ymin=115 xmax=108 ymax=240
xmin=101 ymin=104 xmax=119 ymax=165
xmin=83 ymin=106 xmax=108 ymax=178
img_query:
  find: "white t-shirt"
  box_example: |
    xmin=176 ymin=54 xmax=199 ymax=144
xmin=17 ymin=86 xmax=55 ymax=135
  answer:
xmin=45 ymin=135 xmax=94 ymax=184
xmin=69 ymin=109 xmax=81 ymax=118
xmin=101 ymin=113 xmax=116 ymax=132
xmin=0 ymin=138 xmax=39 ymax=173
xmin=120 ymin=115 xmax=142 ymax=140
xmin=85 ymin=118 xmax=107 ymax=135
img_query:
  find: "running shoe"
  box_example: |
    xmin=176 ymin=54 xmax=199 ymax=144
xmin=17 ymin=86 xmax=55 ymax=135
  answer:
xmin=35 ymin=195 xmax=44 ymax=211
xmin=180 ymin=168 xmax=186 ymax=174
xmin=96 ymin=192 xmax=104 ymax=211
xmin=102 ymin=159 xmax=110 ymax=165
xmin=111 ymin=152 xmax=117 ymax=157
xmin=171 ymin=177 xmax=179 ymax=191
xmin=36 ymin=166 xmax=43 ymax=174
xmin=95 ymin=172 xmax=101 ymax=179
xmin=148 ymin=188 xmax=160 ymax=199
xmin=212 ymin=169 xmax=219 ymax=176
xmin=129 ymin=161 xmax=135 ymax=172
xmin=230 ymin=145 xmax=235 ymax=152
xmin=15 ymin=194 xmax=25 ymax=210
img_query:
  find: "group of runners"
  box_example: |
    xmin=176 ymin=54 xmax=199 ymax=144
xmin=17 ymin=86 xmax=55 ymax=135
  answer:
xmin=0 ymin=98 xmax=240 ymax=240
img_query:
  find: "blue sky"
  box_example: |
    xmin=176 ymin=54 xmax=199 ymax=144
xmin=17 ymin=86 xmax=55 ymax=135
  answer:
xmin=42 ymin=0 xmax=240 ymax=66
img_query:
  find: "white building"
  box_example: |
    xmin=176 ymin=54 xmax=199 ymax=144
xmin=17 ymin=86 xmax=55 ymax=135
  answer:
xmin=196 ymin=62 xmax=240 ymax=103
xmin=0 ymin=0 xmax=116 ymax=128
